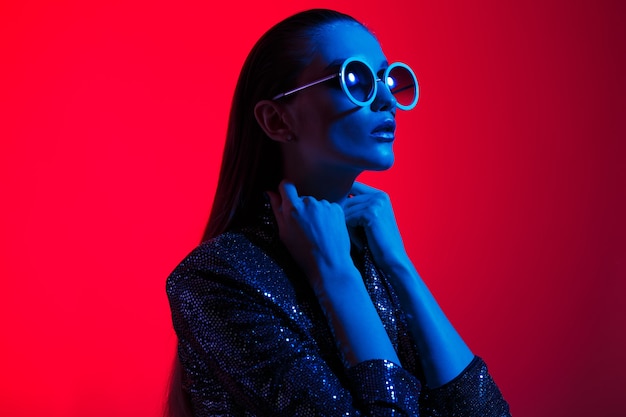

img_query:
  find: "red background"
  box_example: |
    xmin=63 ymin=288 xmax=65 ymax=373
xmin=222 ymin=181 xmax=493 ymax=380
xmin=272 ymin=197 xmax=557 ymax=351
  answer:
xmin=1 ymin=1 xmax=624 ymax=416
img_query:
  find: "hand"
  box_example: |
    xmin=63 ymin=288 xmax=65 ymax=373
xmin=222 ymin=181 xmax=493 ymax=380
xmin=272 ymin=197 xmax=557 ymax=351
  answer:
xmin=342 ymin=182 xmax=410 ymax=273
xmin=267 ymin=180 xmax=353 ymax=292
xmin=344 ymin=184 xmax=475 ymax=383
xmin=268 ymin=180 xmax=401 ymax=367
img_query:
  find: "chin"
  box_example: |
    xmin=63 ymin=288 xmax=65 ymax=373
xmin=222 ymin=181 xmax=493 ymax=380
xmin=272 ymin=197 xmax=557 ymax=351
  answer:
xmin=365 ymin=155 xmax=395 ymax=171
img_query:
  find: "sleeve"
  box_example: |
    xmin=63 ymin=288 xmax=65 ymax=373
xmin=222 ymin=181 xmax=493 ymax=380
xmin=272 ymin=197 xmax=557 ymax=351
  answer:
xmin=166 ymin=244 xmax=422 ymax=417
xmin=419 ymin=356 xmax=511 ymax=417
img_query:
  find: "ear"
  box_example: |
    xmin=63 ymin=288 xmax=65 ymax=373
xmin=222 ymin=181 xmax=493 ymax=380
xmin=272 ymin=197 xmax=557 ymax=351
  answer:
xmin=254 ymin=100 xmax=294 ymax=143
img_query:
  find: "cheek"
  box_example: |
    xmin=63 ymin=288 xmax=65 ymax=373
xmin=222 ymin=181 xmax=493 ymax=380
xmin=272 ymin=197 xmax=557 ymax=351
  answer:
xmin=323 ymin=95 xmax=370 ymax=145
xmin=328 ymin=112 xmax=369 ymax=146
xmin=294 ymin=89 xmax=367 ymax=146
xmin=292 ymin=95 xmax=333 ymax=137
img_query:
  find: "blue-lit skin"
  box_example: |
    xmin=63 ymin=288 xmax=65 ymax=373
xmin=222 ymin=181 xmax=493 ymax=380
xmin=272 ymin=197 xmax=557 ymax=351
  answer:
xmin=263 ymin=23 xmax=397 ymax=198
xmin=259 ymin=22 xmax=474 ymax=387
xmin=342 ymin=182 xmax=474 ymax=387
xmin=268 ymin=180 xmax=400 ymax=366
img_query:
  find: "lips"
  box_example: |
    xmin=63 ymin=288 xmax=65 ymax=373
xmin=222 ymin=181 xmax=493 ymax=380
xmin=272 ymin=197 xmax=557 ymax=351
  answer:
xmin=371 ymin=119 xmax=396 ymax=141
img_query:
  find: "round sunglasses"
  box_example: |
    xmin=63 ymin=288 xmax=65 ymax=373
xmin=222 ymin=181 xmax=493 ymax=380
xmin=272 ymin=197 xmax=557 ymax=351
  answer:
xmin=272 ymin=57 xmax=419 ymax=110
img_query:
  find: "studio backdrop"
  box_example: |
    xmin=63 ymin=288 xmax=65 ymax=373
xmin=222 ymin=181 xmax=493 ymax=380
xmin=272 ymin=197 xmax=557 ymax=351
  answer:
xmin=1 ymin=1 xmax=624 ymax=416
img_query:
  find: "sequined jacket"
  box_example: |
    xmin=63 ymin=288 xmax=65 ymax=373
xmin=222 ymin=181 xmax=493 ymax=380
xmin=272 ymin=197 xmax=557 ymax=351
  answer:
xmin=166 ymin=209 xmax=511 ymax=416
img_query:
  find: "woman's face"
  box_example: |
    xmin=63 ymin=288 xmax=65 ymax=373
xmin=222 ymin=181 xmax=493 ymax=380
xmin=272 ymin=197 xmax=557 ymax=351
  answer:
xmin=285 ymin=22 xmax=398 ymax=176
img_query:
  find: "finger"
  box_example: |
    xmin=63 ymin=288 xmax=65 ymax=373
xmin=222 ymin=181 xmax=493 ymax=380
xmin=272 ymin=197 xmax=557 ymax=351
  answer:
xmin=341 ymin=192 xmax=369 ymax=211
xmin=343 ymin=201 xmax=371 ymax=227
xmin=349 ymin=181 xmax=379 ymax=196
xmin=278 ymin=180 xmax=300 ymax=206
xmin=343 ymin=198 xmax=370 ymax=214
xmin=266 ymin=190 xmax=282 ymax=220
xmin=342 ymin=191 xmax=367 ymax=205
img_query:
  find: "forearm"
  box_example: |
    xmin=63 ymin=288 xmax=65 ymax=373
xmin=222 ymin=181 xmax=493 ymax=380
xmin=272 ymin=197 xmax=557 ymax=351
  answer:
xmin=385 ymin=258 xmax=474 ymax=387
xmin=313 ymin=264 xmax=401 ymax=367
xmin=168 ymin=250 xmax=423 ymax=416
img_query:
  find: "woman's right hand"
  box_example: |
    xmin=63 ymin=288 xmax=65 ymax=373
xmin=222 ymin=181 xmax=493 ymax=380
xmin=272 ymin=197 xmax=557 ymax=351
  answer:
xmin=267 ymin=180 xmax=353 ymax=293
xmin=267 ymin=180 xmax=401 ymax=366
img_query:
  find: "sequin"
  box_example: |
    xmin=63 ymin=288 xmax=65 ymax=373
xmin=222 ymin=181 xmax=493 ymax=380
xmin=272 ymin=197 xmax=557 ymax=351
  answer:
xmin=166 ymin=204 xmax=510 ymax=416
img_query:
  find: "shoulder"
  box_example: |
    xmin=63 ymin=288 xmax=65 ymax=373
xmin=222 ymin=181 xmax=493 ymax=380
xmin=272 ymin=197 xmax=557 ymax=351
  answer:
xmin=168 ymin=231 xmax=265 ymax=282
xmin=166 ymin=230 xmax=297 ymax=303
xmin=179 ymin=232 xmax=261 ymax=270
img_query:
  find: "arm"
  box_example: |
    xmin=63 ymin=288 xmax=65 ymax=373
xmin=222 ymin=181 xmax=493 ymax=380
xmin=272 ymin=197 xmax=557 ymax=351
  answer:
xmin=166 ymin=237 xmax=421 ymax=416
xmin=267 ymin=181 xmax=400 ymax=367
xmin=343 ymin=182 xmax=472 ymax=386
xmin=343 ymin=182 xmax=510 ymax=416
xmin=378 ymin=253 xmax=474 ymax=387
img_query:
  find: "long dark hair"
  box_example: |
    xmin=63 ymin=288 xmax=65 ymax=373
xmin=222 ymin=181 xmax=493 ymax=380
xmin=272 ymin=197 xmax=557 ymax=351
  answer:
xmin=203 ymin=9 xmax=365 ymax=241
xmin=165 ymin=9 xmax=365 ymax=417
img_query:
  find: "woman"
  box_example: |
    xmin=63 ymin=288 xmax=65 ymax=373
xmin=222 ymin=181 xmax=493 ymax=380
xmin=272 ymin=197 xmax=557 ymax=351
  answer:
xmin=166 ymin=9 xmax=510 ymax=416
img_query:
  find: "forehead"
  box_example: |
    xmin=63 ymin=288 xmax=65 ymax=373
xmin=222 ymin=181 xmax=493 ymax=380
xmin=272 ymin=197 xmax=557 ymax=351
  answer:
xmin=311 ymin=22 xmax=387 ymax=69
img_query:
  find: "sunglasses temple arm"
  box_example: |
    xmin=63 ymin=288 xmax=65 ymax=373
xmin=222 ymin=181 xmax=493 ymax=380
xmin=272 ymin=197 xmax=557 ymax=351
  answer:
xmin=392 ymin=85 xmax=416 ymax=94
xmin=273 ymin=74 xmax=338 ymax=100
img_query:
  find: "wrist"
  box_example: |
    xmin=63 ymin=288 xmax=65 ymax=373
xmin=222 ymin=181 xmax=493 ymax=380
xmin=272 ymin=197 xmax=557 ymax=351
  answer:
xmin=311 ymin=262 xmax=363 ymax=295
xmin=311 ymin=266 xmax=401 ymax=366
xmin=380 ymin=255 xmax=420 ymax=284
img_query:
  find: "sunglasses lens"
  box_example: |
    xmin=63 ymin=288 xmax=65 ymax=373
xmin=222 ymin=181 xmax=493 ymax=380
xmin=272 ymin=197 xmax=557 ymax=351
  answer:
xmin=343 ymin=61 xmax=376 ymax=104
xmin=386 ymin=65 xmax=417 ymax=107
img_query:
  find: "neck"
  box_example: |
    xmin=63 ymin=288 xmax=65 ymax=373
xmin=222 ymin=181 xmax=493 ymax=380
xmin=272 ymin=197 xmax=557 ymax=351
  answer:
xmin=284 ymin=165 xmax=359 ymax=203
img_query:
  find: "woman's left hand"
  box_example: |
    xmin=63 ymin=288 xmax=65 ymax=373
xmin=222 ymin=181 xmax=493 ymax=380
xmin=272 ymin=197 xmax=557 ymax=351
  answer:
xmin=343 ymin=182 xmax=476 ymax=386
xmin=342 ymin=182 xmax=410 ymax=273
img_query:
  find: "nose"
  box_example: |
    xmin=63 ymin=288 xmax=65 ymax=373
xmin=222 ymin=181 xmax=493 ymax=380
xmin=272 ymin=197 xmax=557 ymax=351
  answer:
xmin=371 ymin=78 xmax=397 ymax=113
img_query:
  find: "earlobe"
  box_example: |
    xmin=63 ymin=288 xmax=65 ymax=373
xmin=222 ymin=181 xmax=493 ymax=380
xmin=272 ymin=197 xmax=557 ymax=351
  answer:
xmin=254 ymin=100 xmax=294 ymax=143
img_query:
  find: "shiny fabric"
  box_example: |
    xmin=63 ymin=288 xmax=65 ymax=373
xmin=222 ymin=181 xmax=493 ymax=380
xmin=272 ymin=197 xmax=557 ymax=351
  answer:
xmin=166 ymin=205 xmax=511 ymax=416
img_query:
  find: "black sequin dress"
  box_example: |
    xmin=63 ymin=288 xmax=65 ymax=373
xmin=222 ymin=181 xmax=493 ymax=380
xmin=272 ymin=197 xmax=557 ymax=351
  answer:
xmin=166 ymin=205 xmax=511 ymax=416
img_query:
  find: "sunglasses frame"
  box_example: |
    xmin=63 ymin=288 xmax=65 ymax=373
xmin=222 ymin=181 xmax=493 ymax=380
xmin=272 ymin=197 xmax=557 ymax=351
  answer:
xmin=272 ymin=57 xmax=419 ymax=110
